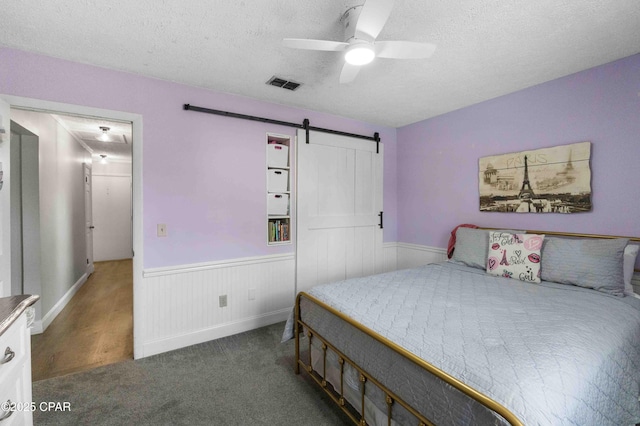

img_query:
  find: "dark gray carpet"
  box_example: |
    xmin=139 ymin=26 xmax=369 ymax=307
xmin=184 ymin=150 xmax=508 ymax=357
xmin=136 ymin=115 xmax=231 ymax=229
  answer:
xmin=33 ymin=322 xmax=351 ymax=425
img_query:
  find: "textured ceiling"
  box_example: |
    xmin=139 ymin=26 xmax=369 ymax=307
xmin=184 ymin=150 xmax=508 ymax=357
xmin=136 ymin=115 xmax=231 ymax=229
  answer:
xmin=51 ymin=114 xmax=132 ymax=162
xmin=2 ymin=1 xmax=640 ymax=127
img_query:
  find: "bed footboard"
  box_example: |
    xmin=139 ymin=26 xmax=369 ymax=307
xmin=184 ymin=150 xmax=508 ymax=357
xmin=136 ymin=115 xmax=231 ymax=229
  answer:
xmin=294 ymin=292 xmax=524 ymax=426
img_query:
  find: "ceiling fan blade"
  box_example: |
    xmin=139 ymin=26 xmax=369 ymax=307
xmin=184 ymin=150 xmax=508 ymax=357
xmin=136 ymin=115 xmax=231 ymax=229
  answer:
xmin=375 ymin=41 xmax=437 ymax=59
xmin=339 ymin=62 xmax=361 ymax=84
xmin=355 ymin=0 xmax=395 ymax=40
xmin=283 ymin=38 xmax=348 ymax=52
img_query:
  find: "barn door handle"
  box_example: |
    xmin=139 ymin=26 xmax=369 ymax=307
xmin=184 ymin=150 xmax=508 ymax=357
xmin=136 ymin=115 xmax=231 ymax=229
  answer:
xmin=378 ymin=211 xmax=383 ymax=229
xmin=89 ymin=226 xmax=95 ymax=229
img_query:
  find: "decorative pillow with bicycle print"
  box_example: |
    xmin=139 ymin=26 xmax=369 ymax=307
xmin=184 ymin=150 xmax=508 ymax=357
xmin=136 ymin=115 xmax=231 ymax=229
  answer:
xmin=486 ymin=232 xmax=544 ymax=283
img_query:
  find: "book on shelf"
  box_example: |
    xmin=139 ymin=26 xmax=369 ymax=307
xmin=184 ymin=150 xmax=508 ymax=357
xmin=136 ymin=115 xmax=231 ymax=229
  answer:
xmin=269 ymin=220 xmax=289 ymax=242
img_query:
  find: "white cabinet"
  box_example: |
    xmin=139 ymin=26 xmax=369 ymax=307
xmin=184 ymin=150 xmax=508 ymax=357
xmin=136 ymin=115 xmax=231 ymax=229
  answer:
xmin=0 ymin=312 xmax=33 ymax=425
xmin=266 ymin=134 xmax=291 ymax=245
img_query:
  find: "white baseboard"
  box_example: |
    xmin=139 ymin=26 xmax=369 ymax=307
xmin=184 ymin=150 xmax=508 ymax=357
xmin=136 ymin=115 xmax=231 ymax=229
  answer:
xmin=142 ymin=307 xmax=291 ymax=357
xmin=31 ymin=272 xmax=89 ymax=335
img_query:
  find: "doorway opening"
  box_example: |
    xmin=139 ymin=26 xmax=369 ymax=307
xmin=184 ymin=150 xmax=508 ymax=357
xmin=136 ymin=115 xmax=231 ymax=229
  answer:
xmin=10 ymin=107 xmax=135 ymax=380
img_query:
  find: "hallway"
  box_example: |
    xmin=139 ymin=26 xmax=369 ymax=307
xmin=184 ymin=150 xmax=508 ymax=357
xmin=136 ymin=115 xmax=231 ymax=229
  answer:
xmin=31 ymin=260 xmax=133 ymax=381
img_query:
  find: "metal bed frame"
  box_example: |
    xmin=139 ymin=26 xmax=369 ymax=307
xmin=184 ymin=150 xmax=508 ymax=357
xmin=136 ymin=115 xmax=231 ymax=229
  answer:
xmin=292 ymin=230 xmax=640 ymax=426
xmin=294 ymin=292 xmax=523 ymax=426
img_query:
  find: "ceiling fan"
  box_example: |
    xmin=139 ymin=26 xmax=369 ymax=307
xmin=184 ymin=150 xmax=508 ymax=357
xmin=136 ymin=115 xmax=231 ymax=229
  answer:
xmin=283 ymin=0 xmax=436 ymax=84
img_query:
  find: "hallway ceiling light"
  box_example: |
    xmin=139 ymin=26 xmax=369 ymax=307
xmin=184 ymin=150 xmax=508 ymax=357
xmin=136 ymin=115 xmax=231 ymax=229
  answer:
xmin=96 ymin=126 xmax=111 ymax=142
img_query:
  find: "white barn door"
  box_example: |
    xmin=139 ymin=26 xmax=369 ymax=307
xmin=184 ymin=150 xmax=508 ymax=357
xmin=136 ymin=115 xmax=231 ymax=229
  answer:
xmin=296 ymin=129 xmax=383 ymax=294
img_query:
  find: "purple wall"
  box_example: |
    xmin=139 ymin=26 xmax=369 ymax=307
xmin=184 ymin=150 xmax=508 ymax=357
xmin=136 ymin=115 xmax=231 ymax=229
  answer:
xmin=397 ymin=54 xmax=640 ymax=250
xmin=0 ymin=48 xmax=397 ymax=268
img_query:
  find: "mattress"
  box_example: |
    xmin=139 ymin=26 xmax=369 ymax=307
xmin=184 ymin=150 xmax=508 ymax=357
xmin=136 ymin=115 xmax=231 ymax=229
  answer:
xmin=284 ymin=261 xmax=640 ymax=425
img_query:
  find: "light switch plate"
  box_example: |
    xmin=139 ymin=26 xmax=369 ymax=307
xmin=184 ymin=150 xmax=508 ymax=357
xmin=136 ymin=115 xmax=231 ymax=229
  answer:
xmin=157 ymin=224 xmax=167 ymax=237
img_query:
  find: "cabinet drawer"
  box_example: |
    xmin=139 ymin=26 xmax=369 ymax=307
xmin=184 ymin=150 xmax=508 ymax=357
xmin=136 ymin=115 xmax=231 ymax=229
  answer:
xmin=0 ymin=316 xmax=28 ymax=383
xmin=0 ymin=364 xmax=32 ymax=425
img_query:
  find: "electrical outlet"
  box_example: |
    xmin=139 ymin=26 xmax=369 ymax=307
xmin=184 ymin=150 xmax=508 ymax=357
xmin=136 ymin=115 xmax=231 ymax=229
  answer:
xmin=157 ymin=224 xmax=167 ymax=237
xmin=248 ymin=288 xmax=256 ymax=300
xmin=219 ymin=295 xmax=227 ymax=307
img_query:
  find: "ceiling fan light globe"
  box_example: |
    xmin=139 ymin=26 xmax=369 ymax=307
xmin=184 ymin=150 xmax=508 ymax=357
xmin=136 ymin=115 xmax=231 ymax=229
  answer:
xmin=344 ymin=45 xmax=375 ymax=66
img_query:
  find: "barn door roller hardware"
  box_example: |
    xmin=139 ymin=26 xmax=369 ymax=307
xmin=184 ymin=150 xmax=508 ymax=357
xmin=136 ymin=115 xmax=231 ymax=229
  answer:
xmin=183 ymin=104 xmax=380 ymax=153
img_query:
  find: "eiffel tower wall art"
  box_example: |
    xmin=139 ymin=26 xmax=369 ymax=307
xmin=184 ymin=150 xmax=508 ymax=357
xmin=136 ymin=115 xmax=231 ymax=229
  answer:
xmin=479 ymin=142 xmax=592 ymax=213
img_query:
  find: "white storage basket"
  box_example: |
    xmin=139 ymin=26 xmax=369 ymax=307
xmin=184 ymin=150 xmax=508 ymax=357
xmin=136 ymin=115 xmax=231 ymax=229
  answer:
xmin=268 ymin=169 xmax=289 ymax=192
xmin=267 ymin=143 xmax=289 ymax=168
xmin=268 ymin=193 xmax=289 ymax=216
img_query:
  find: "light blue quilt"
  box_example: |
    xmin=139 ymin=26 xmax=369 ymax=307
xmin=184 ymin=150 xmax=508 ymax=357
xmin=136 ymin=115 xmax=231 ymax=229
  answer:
xmin=284 ymin=261 xmax=640 ymax=425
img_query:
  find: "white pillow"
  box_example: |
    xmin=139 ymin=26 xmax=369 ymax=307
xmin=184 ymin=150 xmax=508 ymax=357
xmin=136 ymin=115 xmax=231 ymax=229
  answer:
xmin=486 ymin=232 xmax=544 ymax=283
xmin=623 ymin=244 xmax=639 ymax=296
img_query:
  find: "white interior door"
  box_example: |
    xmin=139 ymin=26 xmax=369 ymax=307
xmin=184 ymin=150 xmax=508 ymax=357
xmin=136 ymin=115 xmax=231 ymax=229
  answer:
xmin=0 ymin=97 xmax=10 ymax=297
xmin=296 ymin=129 xmax=383 ymax=294
xmin=84 ymin=163 xmax=94 ymax=274
xmin=92 ymin=174 xmax=133 ymax=261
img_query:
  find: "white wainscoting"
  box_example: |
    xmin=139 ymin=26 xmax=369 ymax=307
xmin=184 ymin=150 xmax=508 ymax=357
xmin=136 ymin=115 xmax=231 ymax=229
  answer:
xmin=141 ymin=253 xmax=295 ymax=357
xmin=383 ymin=242 xmax=398 ymax=272
xmin=397 ymin=243 xmax=447 ymax=270
xmin=137 ymin=245 xmax=445 ymax=357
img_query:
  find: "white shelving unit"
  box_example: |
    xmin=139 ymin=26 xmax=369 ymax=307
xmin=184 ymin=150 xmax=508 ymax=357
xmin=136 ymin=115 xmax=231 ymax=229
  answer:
xmin=266 ymin=133 xmax=291 ymax=245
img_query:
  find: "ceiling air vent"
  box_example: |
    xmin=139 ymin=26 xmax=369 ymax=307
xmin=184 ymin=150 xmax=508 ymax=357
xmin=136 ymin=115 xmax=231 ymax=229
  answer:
xmin=266 ymin=76 xmax=301 ymax=91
